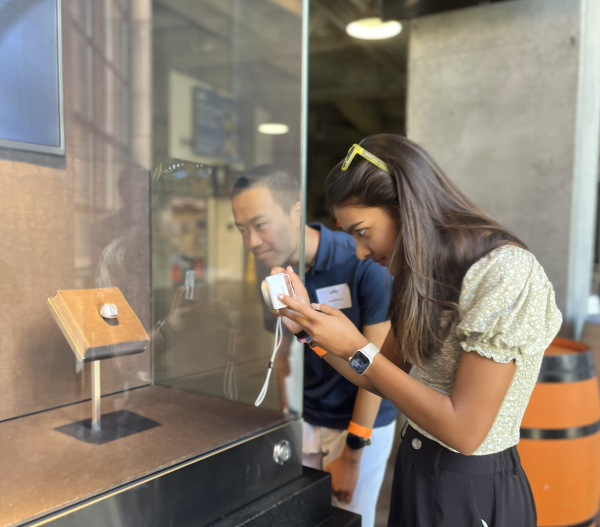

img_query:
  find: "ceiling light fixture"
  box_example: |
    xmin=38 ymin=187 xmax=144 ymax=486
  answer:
xmin=345 ymin=18 xmax=402 ymax=40
xmin=258 ymin=123 xmax=289 ymax=135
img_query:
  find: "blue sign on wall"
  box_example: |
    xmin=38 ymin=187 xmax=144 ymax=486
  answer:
xmin=193 ymin=87 xmax=239 ymax=163
xmin=0 ymin=0 xmax=64 ymax=155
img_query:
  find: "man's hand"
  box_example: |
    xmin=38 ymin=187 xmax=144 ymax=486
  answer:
xmin=324 ymin=446 xmax=362 ymax=504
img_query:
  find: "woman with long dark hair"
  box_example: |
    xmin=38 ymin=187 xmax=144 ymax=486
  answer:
xmin=273 ymin=135 xmax=561 ymax=526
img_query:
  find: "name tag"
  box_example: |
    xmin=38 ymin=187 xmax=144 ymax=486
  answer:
xmin=315 ymin=283 xmax=352 ymax=310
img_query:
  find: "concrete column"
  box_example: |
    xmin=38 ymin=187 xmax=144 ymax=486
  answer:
xmin=407 ymin=0 xmax=600 ymax=337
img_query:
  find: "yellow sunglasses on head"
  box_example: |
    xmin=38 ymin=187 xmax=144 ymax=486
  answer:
xmin=341 ymin=143 xmax=391 ymax=174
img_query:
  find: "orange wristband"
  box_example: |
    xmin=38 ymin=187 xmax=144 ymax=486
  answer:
xmin=312 ymin=346 xmax=327 ymax=357
xmin=348 ymin=421 xmax=373 ymax=439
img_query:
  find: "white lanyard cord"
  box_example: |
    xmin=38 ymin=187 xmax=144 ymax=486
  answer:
xmin=254 ymin=316 xmax=283 ymax=407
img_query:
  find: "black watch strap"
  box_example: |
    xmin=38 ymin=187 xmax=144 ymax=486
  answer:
xmin=346 ymin=432 xmax=372 ymax=450
xmin=294 ymin=329 xmax=309 ymax=339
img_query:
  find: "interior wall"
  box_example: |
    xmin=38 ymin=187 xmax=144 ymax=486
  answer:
xmin=0 ymin=0 xmax=152 ymax=421
xmin=407 ymin=0 xmax=600 ymax=335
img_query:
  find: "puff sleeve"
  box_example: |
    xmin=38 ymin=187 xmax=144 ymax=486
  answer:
xmin=456 ymin=246 xmax=562 ymax=366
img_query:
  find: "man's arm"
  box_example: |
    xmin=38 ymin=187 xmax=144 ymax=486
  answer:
xmin=324 ymin=321 xmax=390 ymax=504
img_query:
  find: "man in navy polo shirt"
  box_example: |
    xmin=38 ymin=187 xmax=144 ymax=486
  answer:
xmin=231 ymin=166 xmax=397 ymax=527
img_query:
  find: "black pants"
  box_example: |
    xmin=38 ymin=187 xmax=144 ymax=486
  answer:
xmin=388 ymin=426 xmax=537 ymax=527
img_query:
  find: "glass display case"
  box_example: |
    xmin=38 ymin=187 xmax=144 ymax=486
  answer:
xmin=0 ymin=0 xmax=306 ymax=525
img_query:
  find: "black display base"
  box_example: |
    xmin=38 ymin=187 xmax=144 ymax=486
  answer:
xmin=209 ymin=466 xmax=361 ymax=527
xmin=30 ymin=419 xmax=302 ymax=527
xmin=324 ymin=508 xmax=362 ymax=527
xmin=54 ymin=410 xmax=161 ymax=444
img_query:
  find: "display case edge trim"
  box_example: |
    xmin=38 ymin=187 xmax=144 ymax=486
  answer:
xmin=0 ymin=0 xmax=65 ymax=156
xmin=20 ymin=420 xmax=297 ymax=527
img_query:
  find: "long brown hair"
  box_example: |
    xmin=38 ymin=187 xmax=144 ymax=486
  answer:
xmin=326 ymin=134 xmax=526 ymax=367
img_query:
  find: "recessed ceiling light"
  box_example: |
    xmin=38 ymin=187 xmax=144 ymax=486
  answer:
xmin=345 ymin=18 xmax=402 ymax=40
xmin=258 ymin=123 xmax=289 ymax=135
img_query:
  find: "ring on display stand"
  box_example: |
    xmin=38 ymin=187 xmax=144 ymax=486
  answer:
xmin=99 ymin=303 xmax=119 ymax=319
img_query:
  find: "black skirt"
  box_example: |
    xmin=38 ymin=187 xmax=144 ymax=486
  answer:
xmin=388 ymin=426 xmax=537 ymax=527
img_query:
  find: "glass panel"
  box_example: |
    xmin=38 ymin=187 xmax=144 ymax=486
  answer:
xmin=0 ymin=0 xmax=305 ymax=524
xmin=151 ymin=0 xmax=305 ymax=415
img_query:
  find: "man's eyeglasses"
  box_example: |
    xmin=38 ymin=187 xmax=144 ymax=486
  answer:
xmin=341 ymin=144 xmax=391 ymax=174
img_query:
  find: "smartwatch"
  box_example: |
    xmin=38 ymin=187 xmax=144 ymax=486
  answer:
xmin=294 ymin=330 xmax=313 ymax=346
xmin=346 ymin=432 xmax=371 ymax=450
xmin=348 ymin=343 xmax=380 ymax=375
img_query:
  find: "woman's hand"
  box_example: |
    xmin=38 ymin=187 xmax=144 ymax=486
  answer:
xmin=272 ymin=267 xmax=367 ymax=358
xmin=268 ymin=266 xmax=309 ymax=334
xmin=270 ymin=266 xmax=310 ymax=305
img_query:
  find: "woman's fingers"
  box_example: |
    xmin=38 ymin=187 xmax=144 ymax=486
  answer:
xmin=278 ymin=294 xmax=318 ymax=319
xmin=268 ymin=308 xmax=304 ymax=333
xmin=280 ymin=316 xmax=300 ymax=333
xmin=276 ymin=307 xmax=313 ymax=328
xmin=270 ymin=266 xmax=286 ymax=276
xmin=310 ymin=303 xmax=339 ymax=316
xmin=282 ymin=266 xmax=310 ymax=304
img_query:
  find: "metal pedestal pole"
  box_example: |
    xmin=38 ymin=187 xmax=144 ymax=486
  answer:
xmin=91 ymin=361 xmax=101 ymax=432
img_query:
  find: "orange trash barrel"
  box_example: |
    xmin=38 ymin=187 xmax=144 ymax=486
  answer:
xmin=518 ymin=337 xmax=600 ymax=527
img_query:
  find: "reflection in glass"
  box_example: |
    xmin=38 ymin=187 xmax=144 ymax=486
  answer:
xmin=151 ymin=0 xmax=304 ymax=415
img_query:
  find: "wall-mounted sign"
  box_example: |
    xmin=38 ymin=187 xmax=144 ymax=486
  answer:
xmin=0 ymin=0 xmax=65 ymax=155
xmin=193 ymin=86 xmax=240 ymax=163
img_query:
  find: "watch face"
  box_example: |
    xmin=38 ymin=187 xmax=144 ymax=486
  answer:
xmin=349 ymin=350 xmax=370 ymax=375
